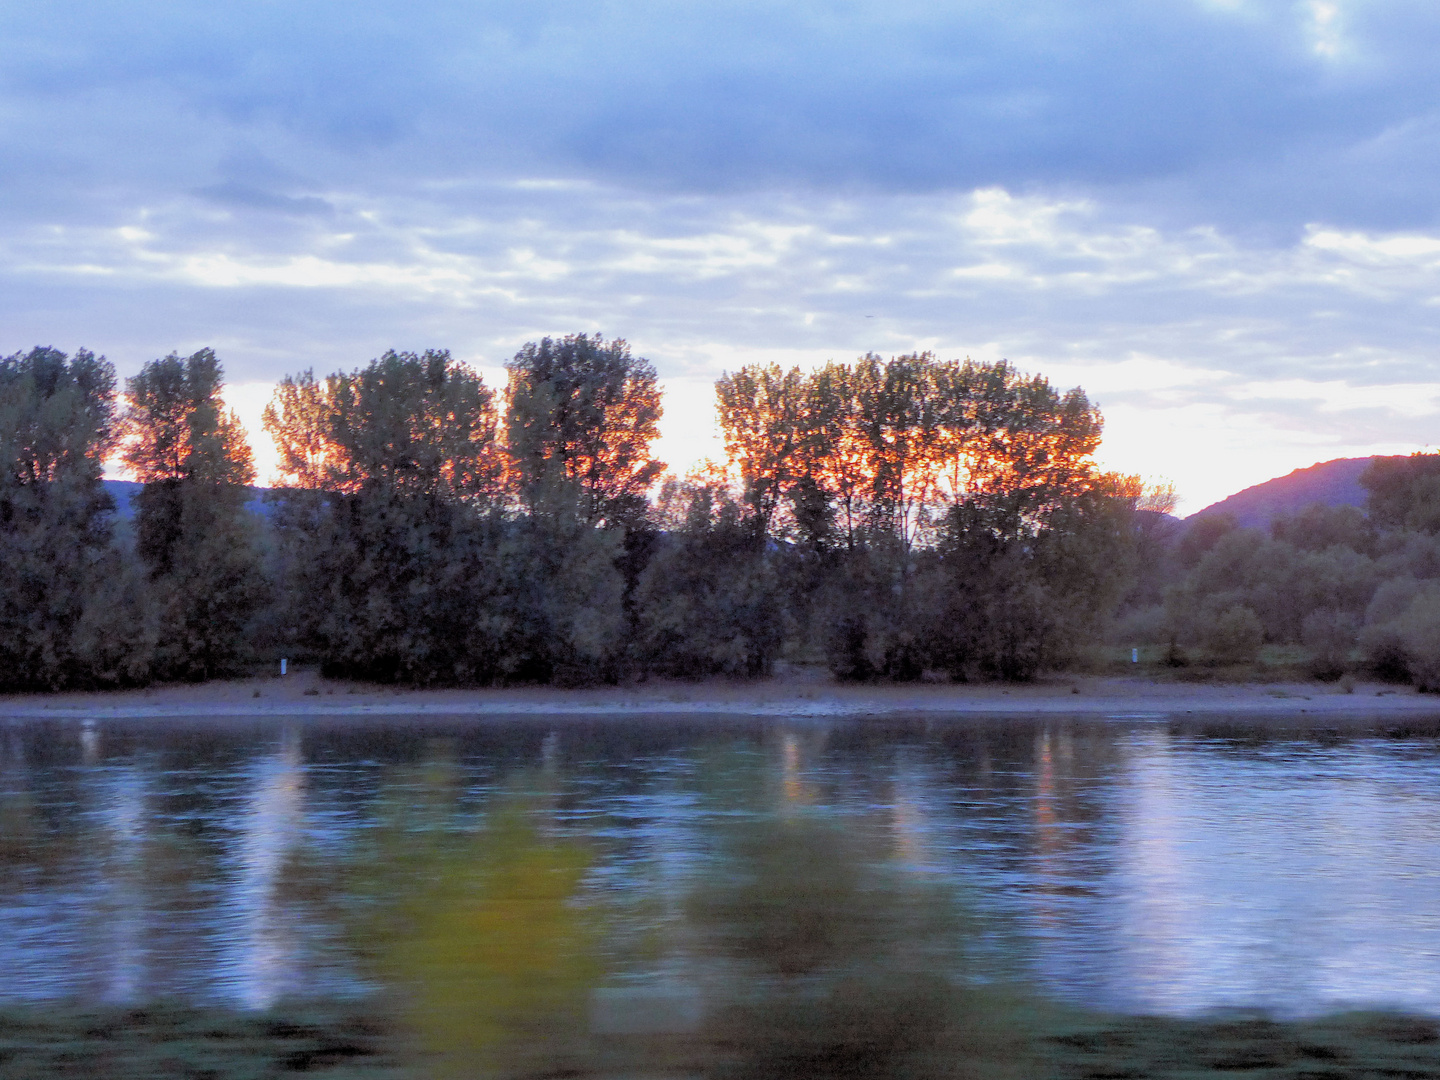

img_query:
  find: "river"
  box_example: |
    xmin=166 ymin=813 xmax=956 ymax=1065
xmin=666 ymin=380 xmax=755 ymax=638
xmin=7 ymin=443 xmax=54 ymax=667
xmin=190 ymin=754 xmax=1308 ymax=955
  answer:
xmin=4 ymin=711 xmax=1440 ymax=1022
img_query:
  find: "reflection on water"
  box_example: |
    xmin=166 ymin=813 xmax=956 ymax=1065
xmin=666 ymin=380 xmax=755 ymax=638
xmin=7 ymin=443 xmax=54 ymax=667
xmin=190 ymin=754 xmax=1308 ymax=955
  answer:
xmin=4 ymin=712 xmax=1440 ymax=1025
xmin=228 ymin=727 xmax=305 ymax=1009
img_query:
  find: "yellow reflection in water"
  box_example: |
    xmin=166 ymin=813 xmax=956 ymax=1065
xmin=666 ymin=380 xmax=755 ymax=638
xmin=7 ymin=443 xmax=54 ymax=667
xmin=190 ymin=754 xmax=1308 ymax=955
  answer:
xmin=356 ymin=765 xmax=599 ymax=1079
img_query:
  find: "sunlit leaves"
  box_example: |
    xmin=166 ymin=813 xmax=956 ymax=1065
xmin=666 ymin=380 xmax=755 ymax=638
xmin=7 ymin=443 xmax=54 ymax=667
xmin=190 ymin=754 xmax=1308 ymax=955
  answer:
xmin=120 ymin=349 xmax=255 ymax=487
xmin=506 ymin=334 xmax=663 ymax=526
xmin=716 ymin=353 xmax=1103 ymax=549
xmin=264 ymin=350 xmax=503 ymax=500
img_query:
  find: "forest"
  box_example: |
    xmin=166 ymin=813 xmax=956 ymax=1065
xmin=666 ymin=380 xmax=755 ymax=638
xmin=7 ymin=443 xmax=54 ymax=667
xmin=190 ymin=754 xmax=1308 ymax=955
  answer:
xmin=3 ymin=337 xmax=1439 ymax=692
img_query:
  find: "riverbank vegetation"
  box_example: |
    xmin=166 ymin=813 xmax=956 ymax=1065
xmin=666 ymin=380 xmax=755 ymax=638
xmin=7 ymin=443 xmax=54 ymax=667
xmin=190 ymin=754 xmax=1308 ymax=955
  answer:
xmin=4 ymin=337 xmax=1440 ymax=692
xmin=8 ymin=999 xmax=1440 ymax=1079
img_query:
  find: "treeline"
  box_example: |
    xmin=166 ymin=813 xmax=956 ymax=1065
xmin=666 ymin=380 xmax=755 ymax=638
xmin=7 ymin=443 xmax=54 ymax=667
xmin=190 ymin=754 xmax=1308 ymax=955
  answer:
xmin=3 ymin=337 xmax=1162 ymax=691
xmin=1120 ymin=454 xmax=1440 ymax=687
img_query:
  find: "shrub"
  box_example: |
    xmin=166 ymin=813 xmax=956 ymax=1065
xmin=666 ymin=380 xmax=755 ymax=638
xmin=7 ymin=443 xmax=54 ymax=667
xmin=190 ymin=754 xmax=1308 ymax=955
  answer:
xmin=1200 ymin=603 xmax=1264 ymax=665
xmin=1301 ymin=608 xmax=1358 ymax=680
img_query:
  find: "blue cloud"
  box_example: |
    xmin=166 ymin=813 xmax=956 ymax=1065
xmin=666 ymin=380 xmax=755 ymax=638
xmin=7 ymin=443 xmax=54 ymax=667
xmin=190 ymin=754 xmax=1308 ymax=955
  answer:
xmin=4 ymin=0 xmax=1440 ymax=229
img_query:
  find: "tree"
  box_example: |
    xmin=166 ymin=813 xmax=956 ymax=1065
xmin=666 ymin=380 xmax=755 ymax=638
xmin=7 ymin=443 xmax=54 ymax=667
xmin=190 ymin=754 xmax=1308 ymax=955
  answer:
xmin=506 ymin=335 xmax=663 ymax=526
xmin=260 ymin=369 xmax=340 ymax=490
xmin=121 ymin=349 xmax=254 ymax=486
xmin=266 ymin=349 xmax=621 ymax=685
xmin=633 ymin=479 xmax=785 ymax=678
xmin=264 ymin=351 xmax=503 ymax=499
xmin=716 ymin=353 xmax=1103 ymax=551
xmin=121 ymin=349 xmax=266 ymax=681
xmin=715 ymin=352 xmax=1111 ymax=679
xmin=0 ymin=347 xmax=145 ymax=689
xmin=1362 ymin=453 xmax=1440 ymax=534
xmin=926 ymin=475 xmax=1136 ymax=680
xmin=715 ymin=364 xmax=811 ymax=537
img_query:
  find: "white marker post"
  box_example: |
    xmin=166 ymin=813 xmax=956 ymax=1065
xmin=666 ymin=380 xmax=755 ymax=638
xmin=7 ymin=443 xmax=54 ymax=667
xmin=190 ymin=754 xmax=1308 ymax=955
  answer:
xmin=1131 ymin=648 xmax=1139 ymax=664
xmin=280 ymin=658 xmax=288 ymax=676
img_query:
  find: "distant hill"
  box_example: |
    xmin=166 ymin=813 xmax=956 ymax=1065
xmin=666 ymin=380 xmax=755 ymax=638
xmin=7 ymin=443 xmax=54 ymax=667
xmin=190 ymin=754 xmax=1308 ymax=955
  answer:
xmin=1187 ymin=456 xmax=1398 ymax=528
xmin=103 ymin=479 xmax=272 ymax=519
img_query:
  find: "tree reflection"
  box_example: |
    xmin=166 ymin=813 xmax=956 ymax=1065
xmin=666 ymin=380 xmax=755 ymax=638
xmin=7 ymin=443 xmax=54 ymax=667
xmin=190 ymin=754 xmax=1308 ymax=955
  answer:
xmin=348 ymin=751 xmax=601 ymax=1078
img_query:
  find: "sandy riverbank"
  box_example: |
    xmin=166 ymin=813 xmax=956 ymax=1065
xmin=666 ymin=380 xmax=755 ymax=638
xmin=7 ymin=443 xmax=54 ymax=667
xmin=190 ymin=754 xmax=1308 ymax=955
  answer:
xmin=3 ymin=670 xmax=1439 ymax=721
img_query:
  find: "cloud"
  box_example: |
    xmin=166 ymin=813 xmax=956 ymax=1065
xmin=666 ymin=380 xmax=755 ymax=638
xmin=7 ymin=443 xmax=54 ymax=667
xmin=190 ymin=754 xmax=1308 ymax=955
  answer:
xmin=7 ymin=179 xmax=1440 ymax=508
xmin=4 ymin=0 xmax=1440 ymax=228
xmin=6 ymin=0 xmax=1440 ymax=510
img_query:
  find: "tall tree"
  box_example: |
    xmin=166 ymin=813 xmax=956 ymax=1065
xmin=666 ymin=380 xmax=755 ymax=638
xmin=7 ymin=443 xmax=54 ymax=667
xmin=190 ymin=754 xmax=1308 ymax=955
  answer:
xmin=122 ymin=348 xmax=254 ymax=487
xmin=266 ymin=349 xmax=621 ymax=684
xmin=715 ymin=351 xmax=1111 ymax=680
xmin=121 ymin=349 xmax=266 ymax=681
xmin=1362 ymin=453 xmax=1440 ymax=534
xmin=0 ymin=347 xmax=142 ymax=689
xmin=260 ymin=369 xmax=340 ymax=490
xmin=506 ymin=334 xmax=663 ymax=526
xmin=633 ymin=478 xmax=785 ymax=678
xmin=714 ymin=364 xmax=810 ymax=536
xmin=264 ymin=351 xmax=503 ymax=498
xmin=716 ymin=353 xmax=1103 ymax=550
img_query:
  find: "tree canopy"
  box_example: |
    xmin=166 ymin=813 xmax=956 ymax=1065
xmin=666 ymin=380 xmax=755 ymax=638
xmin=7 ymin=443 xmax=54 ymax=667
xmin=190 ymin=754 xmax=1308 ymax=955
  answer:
xmin=716 ymin=353 xmax=1103 ymax=549
xmin=121 ymin=348 xmax=254 ymax=487
xmin=264 ymin=350 xmax=502 ymax=499
xmin=506 ymin=334 xmax=663 ymax=525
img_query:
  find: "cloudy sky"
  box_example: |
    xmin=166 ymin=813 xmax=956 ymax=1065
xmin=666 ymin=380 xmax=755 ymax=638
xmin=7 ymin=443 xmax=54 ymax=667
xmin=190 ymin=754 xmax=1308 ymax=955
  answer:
xmin=4 ymin=0 xmax=1440 ymax=512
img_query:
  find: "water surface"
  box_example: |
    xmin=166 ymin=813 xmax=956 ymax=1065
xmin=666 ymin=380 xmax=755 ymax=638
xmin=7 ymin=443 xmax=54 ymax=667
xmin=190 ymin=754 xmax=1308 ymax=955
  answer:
xmin=4 ymin=711 xmax=1440 ymax=1019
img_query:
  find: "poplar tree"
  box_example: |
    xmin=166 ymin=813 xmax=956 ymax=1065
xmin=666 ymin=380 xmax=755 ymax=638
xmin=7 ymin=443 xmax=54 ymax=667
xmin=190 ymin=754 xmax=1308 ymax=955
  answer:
xmin=716 ymin=352 xmax=1114 ymax=680
xmin=505 ymin=334 xmax=663 ymax=527
xmin=265 ymin=348 xmax=624 ymax=684
xmin=121 ymin=348 xmax=267 ymax=680
xmin=0 ymin=347 xmax=140 ymax=688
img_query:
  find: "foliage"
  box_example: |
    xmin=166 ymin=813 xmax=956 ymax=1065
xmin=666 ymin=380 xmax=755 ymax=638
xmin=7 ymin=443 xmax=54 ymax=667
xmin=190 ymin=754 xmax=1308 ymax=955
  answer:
xmin=1162 ymin=520 xmax=1380 ymax=655
xmin=506 ymin=334 xmax=663 ymax=527
xmin=715 ymin=352 xmax=1124 ymax=682
xmin=120 ymin=348 xmax=254 ymax=486
xmin=1272 ymin=502 xmax=1375 ymax=555
xmin=1362 ymin=452 xmax=1440 ymax=534
xmin=716 ymin=353 xmax=1102 ymax=552
xmin=1359 ymin=582 xmax=1440 ymax=689
xmin=26 ymin=333 xmax=1440 ymax=691
xmin=122 ymin=350 xmax=267 ymax=681
xmin=1301 ymin=607 xmax=1358 ymax=680
xmin=926 ymin=479 xmax=1139 ymax=680
xmin=1199 ymin=603 xmax=1264 ymax=665
xmin=349 ymin=771 xmax=599 ymax=1079
xmin=0 ymin=346 xmax=140 ymax=690
xmin=0 ymin=1003 xmax=412 ymax=1079
xmin=633 ymin=478 xmax=785 ymax=678
xmin=265 ymin=354 xmax=626 ymax=686
xmin=264 ymin=351 xmax=503 ymax=499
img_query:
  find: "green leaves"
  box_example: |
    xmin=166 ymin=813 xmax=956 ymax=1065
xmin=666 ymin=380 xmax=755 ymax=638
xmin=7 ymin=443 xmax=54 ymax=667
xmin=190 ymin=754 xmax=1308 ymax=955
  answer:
xmin=121 ymin=348 xmax=255 ymax=486
xmin=0 ymin=347 xmax=129 ymax=691
xmin=506 ymin=334 xmax=663 ymax=527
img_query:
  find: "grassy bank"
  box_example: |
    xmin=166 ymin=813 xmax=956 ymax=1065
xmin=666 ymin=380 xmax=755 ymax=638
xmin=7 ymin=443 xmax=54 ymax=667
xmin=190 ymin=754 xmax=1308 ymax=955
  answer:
xmin=5 ymin=1001 xmax=1440 ymax=1079
xmin=0 ymin=1003 xmax=414 ymax=1078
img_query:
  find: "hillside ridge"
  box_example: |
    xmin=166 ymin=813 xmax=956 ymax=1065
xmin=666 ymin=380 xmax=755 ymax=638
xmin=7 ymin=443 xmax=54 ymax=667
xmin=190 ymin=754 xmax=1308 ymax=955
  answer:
xmin=1187 ymin=455 xmax=1394 ymax=527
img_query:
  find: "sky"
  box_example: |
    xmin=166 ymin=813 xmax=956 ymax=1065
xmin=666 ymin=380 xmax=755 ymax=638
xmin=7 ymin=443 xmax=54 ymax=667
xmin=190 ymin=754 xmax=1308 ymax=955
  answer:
xmin=4 ymin=0 xmax=1440 ymax=513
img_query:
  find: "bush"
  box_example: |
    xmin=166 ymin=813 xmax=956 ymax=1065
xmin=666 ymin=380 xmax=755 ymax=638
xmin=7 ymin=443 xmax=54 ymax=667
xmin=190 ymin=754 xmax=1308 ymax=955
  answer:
xmin=818 ymin=540 xmax=929 ymax=682
xmin=1362 ymin=589 xmax=1440 ymax=691
xmin=1399 ymin=598 xmax=1440 ymax=692
xmin=632 ymin=484 xmax=785 ymax=679
xmin=1110 ymin=604 xmax=1168 ymax=646
xmin=1200 ymin=603 xmax=1263 ymax=664
xmin=1301 ymin=607 xmax=1358 ymax=680
xmin=1361 ymin=580 xmax=1440 ymax=683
